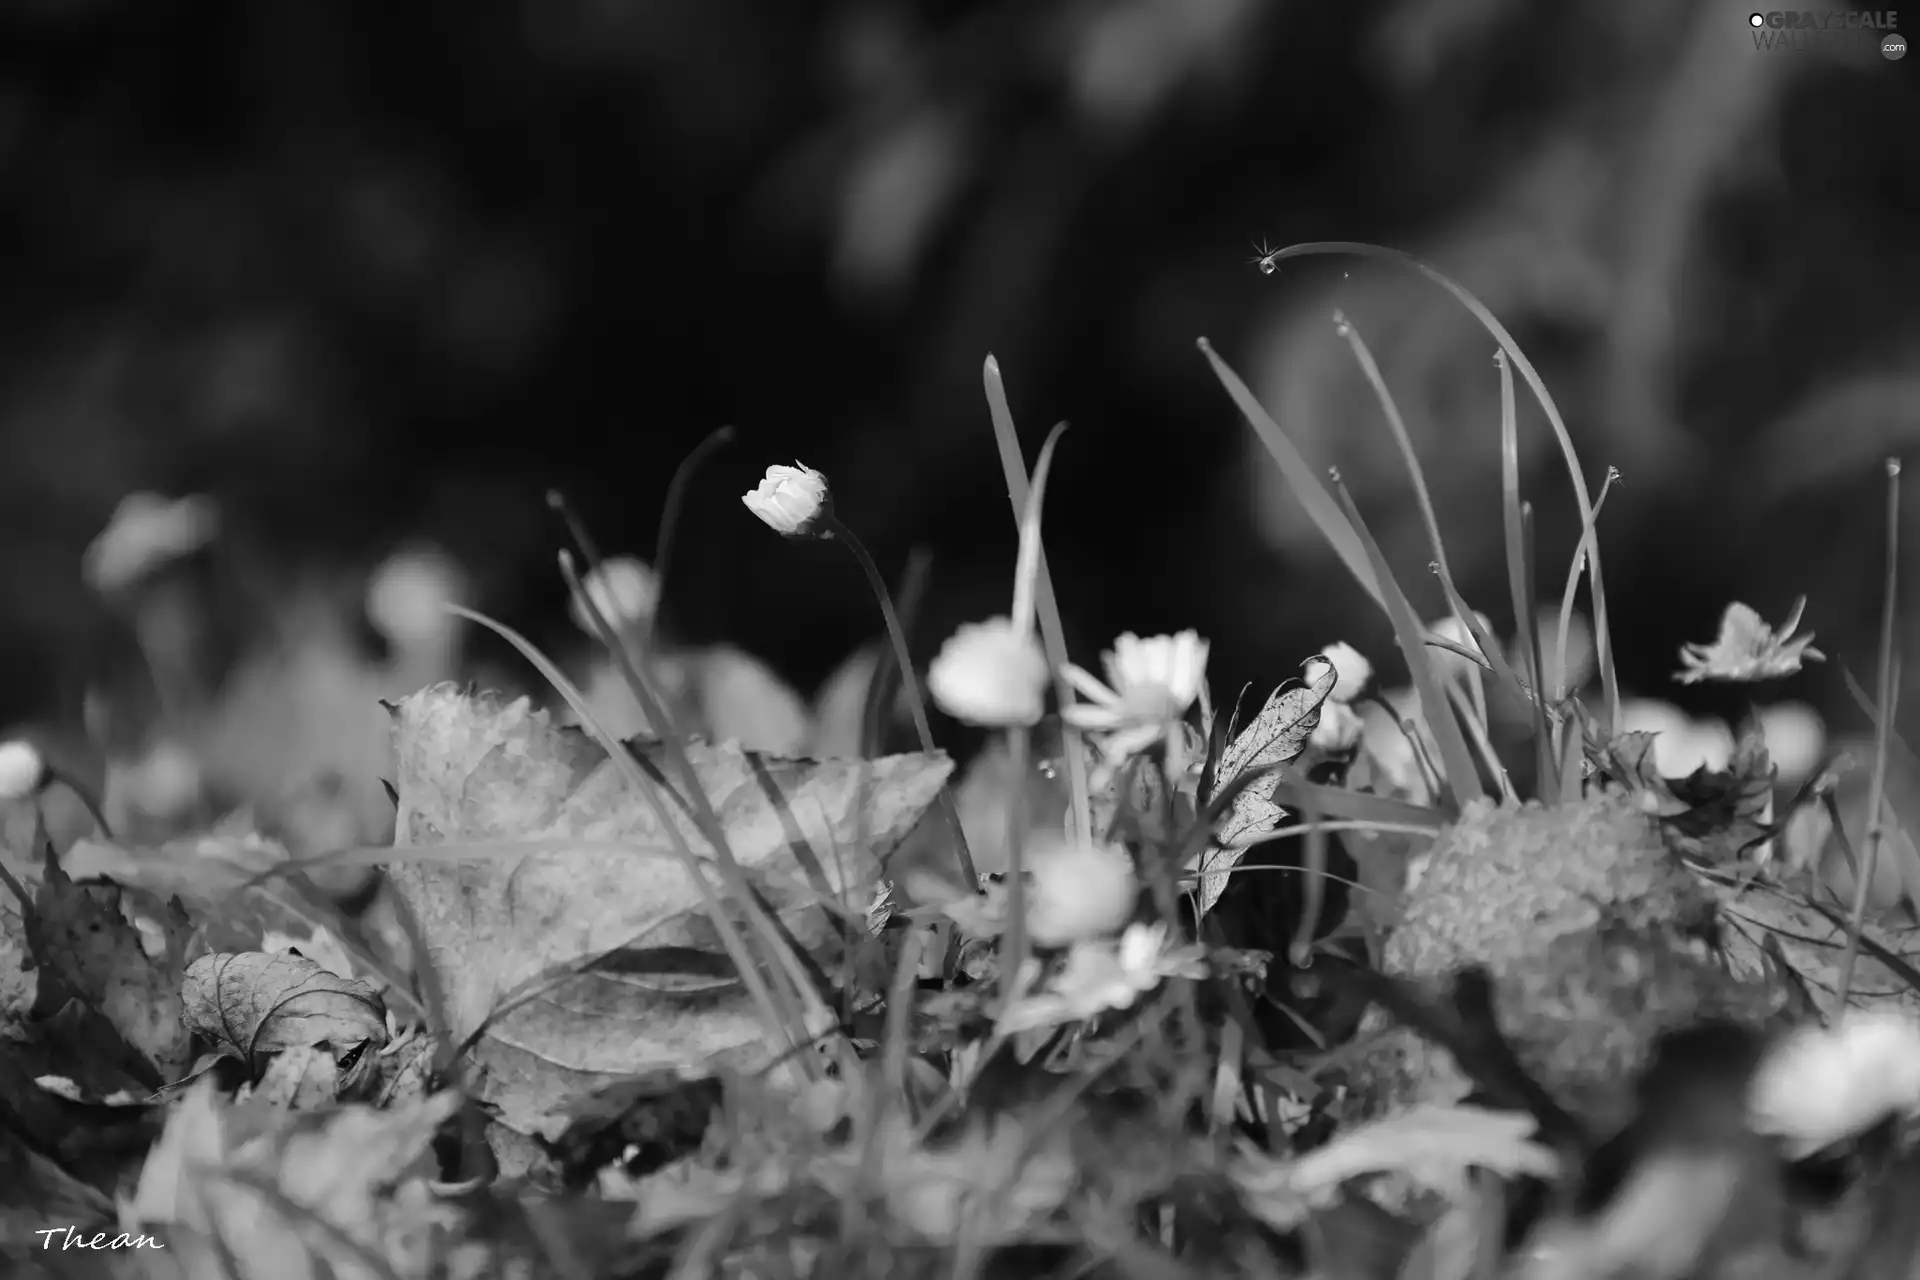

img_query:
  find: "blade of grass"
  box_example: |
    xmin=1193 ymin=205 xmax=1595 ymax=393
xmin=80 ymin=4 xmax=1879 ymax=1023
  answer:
xmin=1840 ymin=661 xmax=1920 ymax=915
xmin=1197 ymin=338 xmax=1385 ymax=612
xmin=446 ymin=602 xmax=814 ymax=1071
xmin=1553 ymin=466 xmax=1620 ymax=705
xmin=862 ymin=547 xmax=932 ymax=758
xmin=647 ymin=425 xmax=736 ymax=649
xmin=1336 ymin=310 xmax=1534 ymax=732
xmin=1329 ymin=474 xmax=1486 ymax=807
xmin=1516 ymin=499 xmax=1554 ymax=793
xmin=1255 ymin=241 xmax=1622 ymax=731
xmin=984 ymin=356 xmax=1094 ymax=845
xmin=1837 ymin=458 xmax=1903 ymax=1009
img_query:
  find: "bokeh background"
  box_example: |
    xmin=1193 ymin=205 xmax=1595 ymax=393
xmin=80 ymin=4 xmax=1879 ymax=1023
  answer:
xmin=2 ymin=0 xmax=1917 ymax=821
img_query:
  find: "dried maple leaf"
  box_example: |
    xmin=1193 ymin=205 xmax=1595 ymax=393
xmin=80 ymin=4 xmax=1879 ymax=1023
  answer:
xmin=383 ymin=682 xmax=953 ymax=1138
xmin=1675 ymin=598 xmax=1824 ymax=685
xmin=1196 ymin=660 xmax=1337 ymax=915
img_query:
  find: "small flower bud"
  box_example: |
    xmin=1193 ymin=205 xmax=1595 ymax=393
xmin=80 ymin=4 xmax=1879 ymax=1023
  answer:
xmin=1318 ymin=641 xmax=1373 ymax=703
xmin=927 ymin=617 xmax=1050 ymax=727
xmin=570 ymin=555 xmax=660 ymax=634
xmin=742 ymin=463 xmax=832 ymax=538
xmin=0 ymin=739 xmax=46 ymax=802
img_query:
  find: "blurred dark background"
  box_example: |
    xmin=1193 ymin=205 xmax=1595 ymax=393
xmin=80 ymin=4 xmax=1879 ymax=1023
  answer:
xmin=2 ymin=0 xmax=1918 ymax=744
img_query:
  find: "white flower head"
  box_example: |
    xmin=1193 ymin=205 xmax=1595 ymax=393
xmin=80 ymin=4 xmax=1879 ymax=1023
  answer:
xmin=0 ymin=739 xmax=45 ymax=802
xmin=1757 ymin=701 xmax=1825 ymax=788
xmin=997 ymin=921 xmax=1208 ymax=1033
xmin=742 ymin=462 xmax=832 ymax=538
xmin=570 ymin=555 xmax=660 ymax=635
xmin=1061 ymin=630 xmax=1210 ymax=762
xmin=927 ymin=616 xmax=1050 ymax=727
xmin=1318 ymin=642 xmax=1373 ymax=703
xmin=1749 ymin=1009 xmax=1920 ymax=1158
xmin=84 ymin=491 xmax=219 ymax=594
xmin=1309 ymin=699 xmax=1364 ymax=754
xmin=366 ymin=545 xmax=465 ymax=653
xmin=1023 ymin=829 xmax=1138 ymax=947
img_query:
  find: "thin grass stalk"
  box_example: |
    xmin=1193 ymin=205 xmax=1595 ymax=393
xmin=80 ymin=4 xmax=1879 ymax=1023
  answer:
xmin=1255 ymin=241 xmax=1623 ymax=729
xmin=447 ymin=603 xmax=813 ymax=1069
xmin=861 ymin=547 xmax=931 ymax=758
xmin=983 ymin=357 xmax=1093 ymax=842
xmin=826 ymin=518 xmax=977 ymax=885
xmin=1837 ymin=458 xmax=1904 ymax=1008
xmin=1553 ymin=467 xmax=1621 ymax=704
xmin=1518 ymin=501 xmax=1555 ymax=793
xmin=1328 ymin=475 xmax=1486 ymax=806
xmin=645 ymin=425 xmax=736 ymax=650
xmin=1002 ymin=725 xmax=1032 ymax=1012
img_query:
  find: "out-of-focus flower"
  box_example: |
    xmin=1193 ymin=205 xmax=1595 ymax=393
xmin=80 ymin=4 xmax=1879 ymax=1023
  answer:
xmin=927 ymin=617 xmax=1050 ymax=728
xmin=1359 ymin=688 xmax=1437 ymax=805
xmin=0 ymin=739 xmax=45 ymax=802
xmin=1309 ymin=700 xmax=1364 ymax=754
xmin=741 ymin=463 xmax=832 ymax=538
xmin=1318 ymin=642 xmax=1372 ymax=703
xmin=697 ymin=645 xmax=811 ymax=756
xmin=570 ymin=555 xmax=659 ymax=635
xmin=1024 ymin=829 xmax=1138 ymax=947
xmin=1619 ymin=699 xmax=1734 ymax=777
xmin=83 ymin=492 xmax=219 ymax=594
xmin=366 ymin=546 xmax=465 ymax=655
xmin=1522 ymin=608 xmax=1595 ymax=697
xmin=1756 ymin=701 xmax=1825 ymax=788
xmin=108 ymin=739 xmax=202 ymax=823
xmin=1676 ymin=598 xmax=1824 ymax=685
xmin=1427 ymin=611 xmax=1493 ymax=680
xmin=997 ymin=921 xmax=1208 ymax=1033
xmin=1749 ymin=1009 xmax=1920 ymax=1158
xmin=1061 ymin=630 xmax=1210 ymax=761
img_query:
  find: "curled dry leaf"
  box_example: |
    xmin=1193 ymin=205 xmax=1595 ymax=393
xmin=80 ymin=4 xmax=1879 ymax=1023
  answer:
xmin=182 ymin=951 xmax=388 ymax=1071
xmin=1196 ymin=660 xmax=1337 ymax=915
xmin=24 ymin=846 xmax=192 ymax=1079
xmin=382 ymin=682 xmax=952 ymax=1138
xmin=1675 ymin=598 xmax=1824 ymax=685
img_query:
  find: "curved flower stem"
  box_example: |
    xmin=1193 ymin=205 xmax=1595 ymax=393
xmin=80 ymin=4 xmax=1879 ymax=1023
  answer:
xmin=826 ymin=518 xmax=978 ymax=887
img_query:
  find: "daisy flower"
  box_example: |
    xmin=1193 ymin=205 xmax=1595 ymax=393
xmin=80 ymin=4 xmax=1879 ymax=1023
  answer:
xmin=1060 ymin=630 xmax=1210 ymax=763
xmin=996 ymin=921 xmax=1209 ymax=1034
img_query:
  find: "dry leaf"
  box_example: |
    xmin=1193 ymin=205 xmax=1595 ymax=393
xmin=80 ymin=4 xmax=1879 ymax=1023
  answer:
xmin=129 ymin=1078 xmax=466 ymax=1280
xmin=25 ymin=847 xmax=191 ymax=1078
xmin=382 ymin=682 xmax=952 ymax=1137
xmin=1197 ymin=661 xmax=1337 ymax=914
xmin=182 ymin=951 xmax=388 ymax=1071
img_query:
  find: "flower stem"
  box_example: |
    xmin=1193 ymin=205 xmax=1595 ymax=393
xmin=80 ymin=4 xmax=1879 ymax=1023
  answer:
xmin=827 ymin=519 xmax=979 ymax=887
xmin=1002 ymin=724 xmax=1031 ymax=1013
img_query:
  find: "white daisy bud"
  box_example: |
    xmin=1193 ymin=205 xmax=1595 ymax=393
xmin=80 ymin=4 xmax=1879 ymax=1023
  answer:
xmin=741 ymin=462 xmax=832 ymax=538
